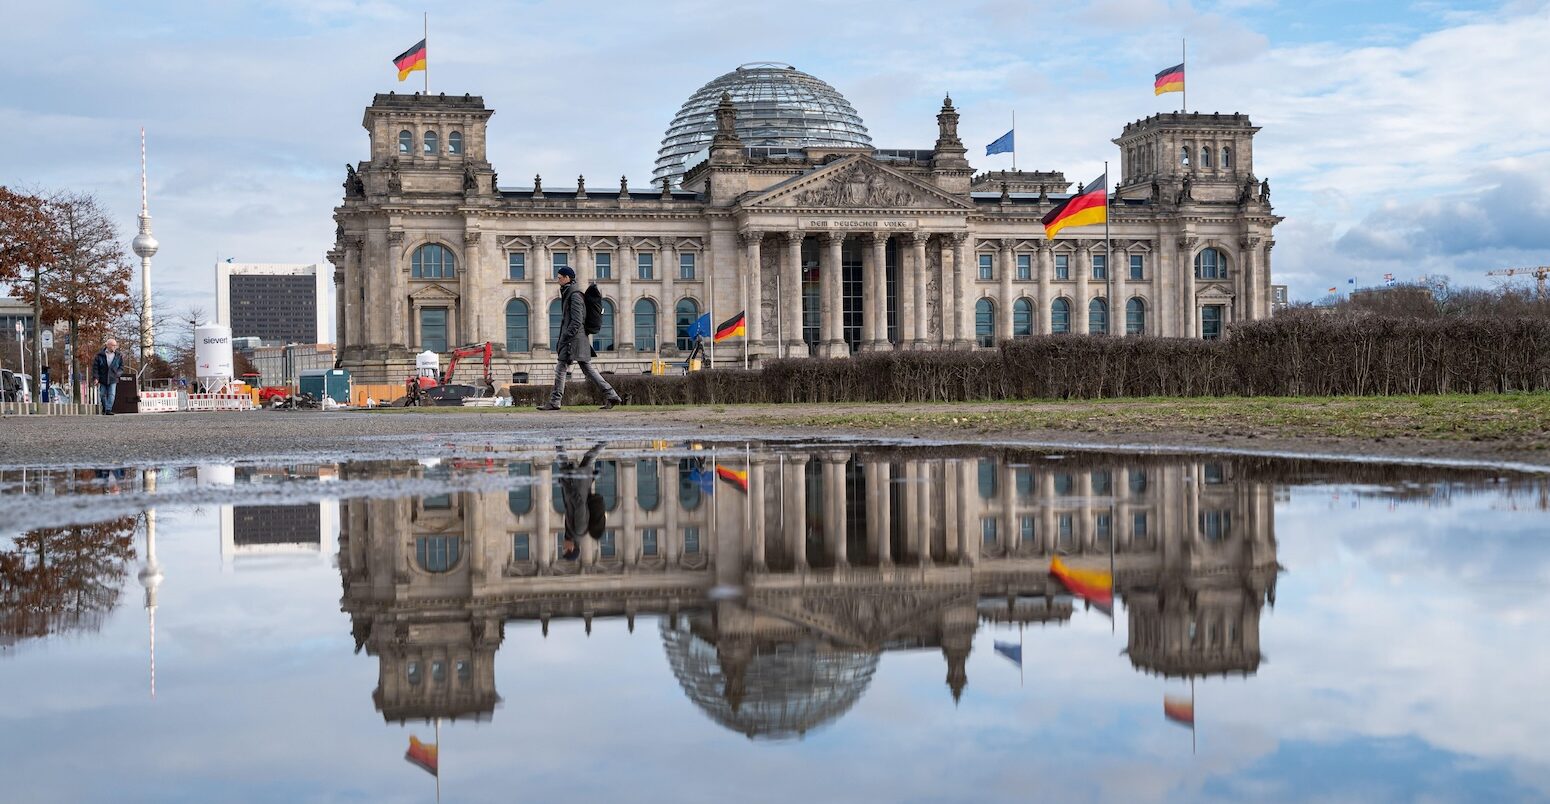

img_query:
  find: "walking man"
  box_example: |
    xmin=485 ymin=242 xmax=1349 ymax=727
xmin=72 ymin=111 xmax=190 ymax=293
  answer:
xmin=92 ymin=338 xmax=124 ymax=415
xmin=539 ymin=265 xmax=622 ymax=411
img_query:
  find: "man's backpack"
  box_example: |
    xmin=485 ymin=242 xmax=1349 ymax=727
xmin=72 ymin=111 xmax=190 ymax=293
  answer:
xmin=583 ymin=283 xmax=603 ymax=335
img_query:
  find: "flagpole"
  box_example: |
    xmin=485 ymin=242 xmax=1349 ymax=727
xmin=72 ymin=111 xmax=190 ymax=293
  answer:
xmin=775 ymin=271 xmax=784 ymax=359
xmin=741 ymin=274 xmax=749 ymax=369
xmin=1191 ymin=676 xmax=1196 ymax=755
xmin=709 ymin=255 xmax=717 ymax=368
xmin=1104 ymin=161 xmax=1113 ymax=340
xmin=1181 ymin=38 xmax=1186 ymax=113
xmin=1011 ymin=110 xmax=1017 ymax=171
xmin=434 ymin=716 xmax=441 ymax=803
xmin=424 ymin=12 xmax=429 ymax=95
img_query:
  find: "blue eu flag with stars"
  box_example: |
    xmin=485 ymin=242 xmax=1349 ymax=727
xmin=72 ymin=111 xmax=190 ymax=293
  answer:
xmin=986 ymin=129 xmax=1014 ymax=156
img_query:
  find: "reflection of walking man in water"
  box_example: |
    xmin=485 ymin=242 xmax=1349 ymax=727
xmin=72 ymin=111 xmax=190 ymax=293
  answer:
xmin=557 ymin=442 xmax=607 ymax=561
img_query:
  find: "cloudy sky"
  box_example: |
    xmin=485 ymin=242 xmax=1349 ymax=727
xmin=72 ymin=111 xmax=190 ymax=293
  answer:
xmin=3 ymin=0 xmax=1549 ymax=329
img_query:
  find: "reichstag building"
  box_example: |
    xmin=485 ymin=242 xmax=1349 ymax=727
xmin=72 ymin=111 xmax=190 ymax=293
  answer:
xmin=331 ymin=63 xmax=1282 ymax=383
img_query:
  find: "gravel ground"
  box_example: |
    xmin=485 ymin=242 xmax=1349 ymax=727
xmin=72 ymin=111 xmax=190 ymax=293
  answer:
xmin=3 ymin=404 xmax=1547 ymax=471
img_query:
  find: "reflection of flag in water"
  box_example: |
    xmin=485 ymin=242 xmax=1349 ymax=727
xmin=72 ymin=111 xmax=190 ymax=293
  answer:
xmin=1049 ymin=556 xmax=1113 ymax=616
xmin=687 ymin=459 xmax=716 ymax=495
xmin=715 ymin=465 xmax=749 ymax=492
xmin=993 ymin=640 xmax=1023 ymax=667
xmin=1164 ymin=695 xmax=1195 ymax=728
xmin=405 ymin=735 xmax=438 ymax=776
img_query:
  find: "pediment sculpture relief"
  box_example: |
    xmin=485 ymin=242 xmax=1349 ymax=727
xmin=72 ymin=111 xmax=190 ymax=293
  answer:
xmin=790 ymin=161 xmax=928 ymax=209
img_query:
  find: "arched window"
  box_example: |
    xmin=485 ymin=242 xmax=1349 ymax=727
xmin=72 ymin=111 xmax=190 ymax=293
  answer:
xmin=423 ymin=130 xmax=438 ymax=155
xmin=592 ymin=299 xmax=615 ymax=352
xmin=1013 ymin=298 xmax=1033 ymax=338
xmin=1181 ymin=146 xmax=1191 ymax=167
xmin=1222 ymin=146 xmax=1232 ymax=169
xmin=548 ymin=298 xmax=562 ymax=351
xmin=675 ymin=298 xmax=700 ymax=352
xmin=1089 ymin=298 xmax=1109 ymax=335
xmin=636 ymin=459 xmax=660 ymax=511
xmin=411 ymin=243 xmax=455 ymax=279
xmin=448 ymin=131 xmax=463 ymax=154
xmin=507 ymin=462 xmax=532 ymax=515
xmin=398 ymin=130 xmax=412 ymax=154
xmin=678 ymin=458 xmax=702 ymax=511
xmin=504 ymin=298 xmax=530 ymax=352
xmin=1051 ymin=298 xmax=1071 ymax=334
xmin=974 ymin=298 xmax=995 ymax=347
xmin=1201 ymin=146 xmax=1213 ymax=168
xmin=1194 ymin=247 xmax=1227 ymax=280
xmin=415 ymin=535 xmax=461 ymax=572
xmin=1126 ymin=298 xmax=1147 ymax=336
xmin=634 ymin=298 xmax=658 ymax=352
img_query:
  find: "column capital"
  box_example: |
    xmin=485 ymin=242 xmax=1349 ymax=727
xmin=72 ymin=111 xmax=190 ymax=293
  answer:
xmin=1264 ymin=238 xmax=1276 ymax=253
xmin=947 ymin=231 xmax=968 ymax=246
xmin=1036 ymin=239 xmax=1054 ymax=253
xmin=1177 ymin=235 xmax=1199 ymax=252
xmin=576 ymin=234 xmax=593 ymax=248
xmin=999 ymin=237 xmax=1016 ymax=250
xmin=909 ymin=231 xmax=931 ymax=246
xmin=819 ymin=232 xmax=846 ymax=246
xmin=783 ymin=230 xmax=805 ymax=245
xmin=1239 ymin=235 xmax=1262 ymax=249
xmin=738 ymin=230 xmax=765 ymax=247
xmin=618 ymin=235 xmax=636 ymax=248
xmin=387 ymin=230 xmax=405 ymax=246
xmin=1075 ymin=240 xmax=1092 ymax=254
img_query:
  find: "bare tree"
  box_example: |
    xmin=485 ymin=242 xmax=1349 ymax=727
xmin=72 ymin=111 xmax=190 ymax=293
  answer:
xmin=0 ymin=186 xmax=59 ymax=408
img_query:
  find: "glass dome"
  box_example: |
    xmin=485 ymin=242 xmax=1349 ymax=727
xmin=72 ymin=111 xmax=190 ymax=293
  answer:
xmin=653 ymin=62 xmax=873 ymax=187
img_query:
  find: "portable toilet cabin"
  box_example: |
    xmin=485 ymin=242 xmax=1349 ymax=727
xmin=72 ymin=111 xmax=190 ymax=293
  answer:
xmin=299 ymin=368 xmax=351 ymax=404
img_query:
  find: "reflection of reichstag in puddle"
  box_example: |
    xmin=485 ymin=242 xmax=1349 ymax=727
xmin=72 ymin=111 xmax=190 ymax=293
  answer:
xmin=339 ymin=444 xmax=1282 ymax=738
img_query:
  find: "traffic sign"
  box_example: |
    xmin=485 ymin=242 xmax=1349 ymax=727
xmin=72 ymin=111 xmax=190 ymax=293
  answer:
xmin=41 ymin=330 xmax=53 ymax=349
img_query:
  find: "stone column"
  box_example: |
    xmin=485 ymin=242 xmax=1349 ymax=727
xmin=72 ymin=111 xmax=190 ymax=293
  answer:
xmin=1240 ymin=236 xmax=1260 ymax=322
xmin=957 ymin=461 xmax=975 ymax=565
xmin=954 ymin=234 xmax=973 ymax=347
xmin=874 ymin=461 xmax=892 ymax=565
xmin=998 ymin=238 xmax=1016 ymax=343
xmin=742 ymin=231 xmax=764 ymax=349
xmin=785 ymin=456 xmax=808 ymax=570
xmin=918 ymin=461 xmax=934 ymax=566
xmin=1156 ymin=234 xmax=1175 ymax=337
xmin=783 ymin=233 xmax=805 ymax=357
xmin=618 ymin=237 xmax=636 ymax=353
xmin=1036 ymin=242 xmax=1054 ymax=336
xmin=1074 ymin=242 xmax=1091 ymax=335
xmin=820 ymin=233 xmax=845 ymax=357
xmin=576 ymin=236 xmax=593 ymax=284
xmin=388 ymin=230 xmax=407 ymax=346
xmin=621 ymin=461 xmax=638 ymax=566
xmin=822 ymin=455 xmax=847 ymax=567
xmin=1113 ymin=245 xmax=1129 ymax=337
xmin=1182 ymin=239 xmax=1198 ymax=338
xmin=536 ymin=464 xmax=553 ymax=568
xmin=939 ymin=235 xmax=957 ymax=348
xmin=749 ymin=458 xmax=767 ymax=571
xmin=344 ymin=241 xmax=362 ymax=346
xmin=661 ymin=240 xmax=678 ymax=345
xmin=532 ymin=236 xmax=550 ymax=354
xmin=1040 ymin=473 xmax=1056 ymax=554
xmin=864 ymin=234 xmax=888 ymax=350
xmin=908 ymin=233 xmax=928 ymax=348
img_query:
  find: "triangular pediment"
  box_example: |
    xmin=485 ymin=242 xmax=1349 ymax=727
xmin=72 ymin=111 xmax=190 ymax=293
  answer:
xmin=409 ymin=282 xmax=459 ymax=301
xmin=744 ymin=155 xmax=972 ymax=211
xmin=1196 ymin=284 xmax=1235 ymax=300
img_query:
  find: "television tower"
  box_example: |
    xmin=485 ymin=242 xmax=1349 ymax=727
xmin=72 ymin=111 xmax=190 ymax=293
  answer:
xmin=131 ymin=128 xmax=159 ymax=364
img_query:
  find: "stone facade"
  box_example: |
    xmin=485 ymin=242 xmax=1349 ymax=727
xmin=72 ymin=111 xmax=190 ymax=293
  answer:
xmin=331 ymin=89 xmax=1281 ymax=384
xmin=339 ymin=445 xmax=1279 ymax=729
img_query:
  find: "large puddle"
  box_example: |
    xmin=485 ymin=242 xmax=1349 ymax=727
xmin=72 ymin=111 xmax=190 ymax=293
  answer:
xmin=2 ymin=439 xmax=1548 ymax=803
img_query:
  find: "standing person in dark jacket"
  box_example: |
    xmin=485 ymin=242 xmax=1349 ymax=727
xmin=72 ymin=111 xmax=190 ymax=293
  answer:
xmin=555 ymin=442 xmax=607 ymax=561
xmin=91 ymin=338 xmax=124 ymax=415
xmin=539 ymin=266 xmax=622 ymax=411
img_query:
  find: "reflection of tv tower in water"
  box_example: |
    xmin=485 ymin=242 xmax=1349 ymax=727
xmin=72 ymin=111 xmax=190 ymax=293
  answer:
xmin=131 ymin=128 xmax=159 ymax=365
xmin=136 ymin=468 xmax=163 ymax=699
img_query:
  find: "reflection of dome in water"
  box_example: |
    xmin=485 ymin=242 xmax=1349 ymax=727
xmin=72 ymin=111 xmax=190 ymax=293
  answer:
xmin=653 ymin=62 xmax=873 ymax=187
xmin=661 ymin=620 xmax=878 ymax=740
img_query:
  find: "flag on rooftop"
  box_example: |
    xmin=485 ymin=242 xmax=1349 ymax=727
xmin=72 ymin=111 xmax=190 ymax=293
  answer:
xmin=1041 ymin=174 xmax=1107 ymax=239
xmin=993 ymin=640 xmax=1023 ymax=668
xmin=1164 ymin=695 xmax=1195 ymax=728
xmin=714 ymin=311 xmax=746 ymax=342
xmin=404 ymin=735 xmax=438 ymax=777
xmin=1154 ymin=63 xmax=1185 ymax=95
xmin=394 ymin=39 xmax=427 ymax=82
xmin=986 ymin=129 xmax=1014 ymax=156
xmin=1348 ymin=277 xmax=1356 ymax=284
xmin=1327 ymin=286 xmax=1337 ymax=293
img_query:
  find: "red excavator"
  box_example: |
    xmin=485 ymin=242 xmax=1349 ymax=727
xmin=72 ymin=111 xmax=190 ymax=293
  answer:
xmin=405 ymin=342 xmax=496 ymax=406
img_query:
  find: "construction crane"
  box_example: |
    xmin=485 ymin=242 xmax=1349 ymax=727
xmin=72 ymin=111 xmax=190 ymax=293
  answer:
xmin=1485 ymin=266 xmax=1549 ymax=300
xmin=404 ymin=342 xmax=495 ymax=406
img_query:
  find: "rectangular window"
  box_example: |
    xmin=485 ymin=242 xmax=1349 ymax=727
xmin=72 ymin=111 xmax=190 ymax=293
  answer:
xmin=1055 ymin=254 xmax=1070 ymax=280
xmin=1133 ymin=512 xmax=1149 ymax=540
xmin=512 ymin=533 xmax=530 ymax=561
xmin=600 ymin=531 xmax=617 ymax=559
xmin=978 ymin=254 xmax=994 ymax=280
xmin=1202 ymin=305 xmax=1224 ymax=340
xmin=595 ymin=252 xmax=612 ymax=280
xmin=637 ymin=253 xmax=655 ymax=280
xmin=1057 ymin=513 xmax=1074 ymax=548
xmin=1092 ymin=254 xmax=1107 ymax=280
xmin=1204 ymin=463 xmax=1225 ymax=485
xmin=1019 ymin=515 xmax=1035 ymax=542
xmin=1095 ymin=513 xmax=1112 ymax=541
xmin=642 ymin=528 xmax=659 ymax=556
xmin=679 ymin=253 xmax=696 ymax=280
xmin=1129 ymin=254 xmax=1144 ymax=281
xmin=419 ymin=307 xmax=448 ymax=353
xmin=551 ymin=252 xmax=569 ymax=273
xmin=683 ymin=526 xmax=701 ymax=554
xmin=981 ymin=517 xmax=998 ymax=545
xmin=1017 ymin=254 xmax=1032 ymax=280
xmin=507 ymin=252 xmax=526 ymax=281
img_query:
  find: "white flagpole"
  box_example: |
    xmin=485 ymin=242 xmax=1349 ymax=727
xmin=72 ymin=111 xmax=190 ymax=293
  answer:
xmin=423 ymin=13 xmax=429 ymax=95
xmin=741 ymin=274 xmax=749 ymax=369
xmin=1181 ymin=38 xmax=1187 ymax=113
xmin=1012 ymin=110 xmax=1017 ymax=171
xmin=1104 ymin=161 xmax=1113 ymax=337
xmin=434 ymin=716 xmax=441 ymax=803
xmin=709 ymin=254 xmax=716 ymax=368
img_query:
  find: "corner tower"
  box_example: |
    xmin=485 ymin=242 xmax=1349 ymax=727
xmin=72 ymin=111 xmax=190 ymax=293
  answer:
xmin=1114 ymin=112 xmax=1262 ymax=204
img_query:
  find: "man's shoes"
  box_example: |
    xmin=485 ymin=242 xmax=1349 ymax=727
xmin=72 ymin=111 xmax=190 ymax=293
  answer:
xmin=104 ymin=411 xmax=114 ymax=416
xmin=600 ymin=397 xmax=621 ymax=410
xmin=536 ymin=404 xmax=561 ymax=411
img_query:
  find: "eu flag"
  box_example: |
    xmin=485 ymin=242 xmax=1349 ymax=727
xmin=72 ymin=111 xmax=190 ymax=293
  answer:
xmin=986 ymin=129 xmax=1014 ymax=156
xmin=686 ymin=312 xmax=712 ymax=340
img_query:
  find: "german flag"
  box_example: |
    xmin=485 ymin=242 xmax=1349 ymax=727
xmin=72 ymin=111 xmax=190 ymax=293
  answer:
xmin=715 ymin=465 xmax=749 ymax=492
xmin=1154 ymin=62 xmax=1185 ymax=95
xmin=404 ymin=735 xmax=438 ymax=777
xmin=1041 ymin=175 xmax=1107 ymax=239
xmin=1164 ymin=695 xmax=1195 ymax=728
xmin=394 ymin=39 xmax=427 ymax=82
xmin=714 ymin=311 xmax=746 ymax=342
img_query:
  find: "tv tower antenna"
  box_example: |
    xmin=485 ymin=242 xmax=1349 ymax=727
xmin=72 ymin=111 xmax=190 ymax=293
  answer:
xmin=131 ymin=128 xmax=159 ymax=365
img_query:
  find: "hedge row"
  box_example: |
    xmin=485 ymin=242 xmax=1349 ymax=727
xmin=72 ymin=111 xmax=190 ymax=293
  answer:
xmin=527 ymin=313 xmax=1550 ymax=404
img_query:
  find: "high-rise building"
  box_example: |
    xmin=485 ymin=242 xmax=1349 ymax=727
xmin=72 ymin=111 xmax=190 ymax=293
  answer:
xmin=216 ymin=263 xmax=331 ymax=345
